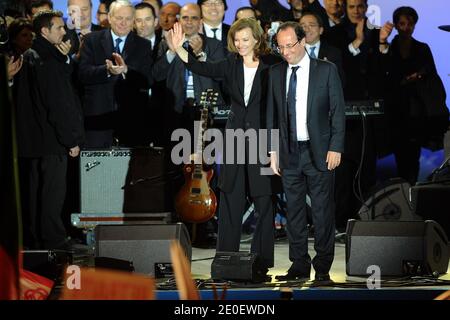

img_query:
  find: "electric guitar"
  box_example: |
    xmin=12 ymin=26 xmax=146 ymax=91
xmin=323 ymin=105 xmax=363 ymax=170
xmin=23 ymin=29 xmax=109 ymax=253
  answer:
xmin=175 ymin=90 xmax=218 ymax=223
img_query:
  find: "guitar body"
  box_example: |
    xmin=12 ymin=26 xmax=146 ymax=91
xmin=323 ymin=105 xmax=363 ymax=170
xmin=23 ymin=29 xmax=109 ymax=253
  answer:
xmin=175 ymin=163 xmax=217 ymax=223
xmin=175 ymin=90 xmax=219 ymax=223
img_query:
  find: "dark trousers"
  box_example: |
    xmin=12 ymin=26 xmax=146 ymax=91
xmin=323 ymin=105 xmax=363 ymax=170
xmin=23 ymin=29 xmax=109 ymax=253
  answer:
xmin=282 ymin=143 xmax=335 ymax=275
xmin=23 ymin=155 xmax=68 ymax=249
xmin=217 ymin=165 xmax=275 ymax=268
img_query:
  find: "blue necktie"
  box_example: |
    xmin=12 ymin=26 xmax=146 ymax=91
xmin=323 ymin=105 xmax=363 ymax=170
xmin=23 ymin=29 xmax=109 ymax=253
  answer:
xmin=288 ymin=66 xmax=299 ymax=152
xmin=310 ymin=46 xmax=316 ymax=59
xmin=183 ymin=41 xmax=194 ymax=99
xmin=114 ymin=38 xmax=122 ymax=54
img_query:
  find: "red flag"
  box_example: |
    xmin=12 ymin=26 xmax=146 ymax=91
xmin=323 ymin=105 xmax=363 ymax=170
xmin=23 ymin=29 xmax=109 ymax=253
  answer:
xmin=20 ymin=269 xmax=54 ymax=300
xmin=0 ymin=55 xmax=22 ymax=300
xmin=0 ymin=246 xmax=19 ymax=300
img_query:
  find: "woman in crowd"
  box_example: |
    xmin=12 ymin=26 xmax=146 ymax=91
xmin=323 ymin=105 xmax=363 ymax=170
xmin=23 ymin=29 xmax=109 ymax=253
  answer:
xmin=167 ymin=18 xmax=281 ymax=280
xmin=7 ymin=17 xmax=33 ymax=57
xmin=386 ymin=6 xmax=448 ymax=185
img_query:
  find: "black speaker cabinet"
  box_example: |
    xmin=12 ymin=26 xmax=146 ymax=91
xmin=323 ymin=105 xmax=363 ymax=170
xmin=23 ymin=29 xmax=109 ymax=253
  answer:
xmin=346 ymin=220 xmax=449 ymax=277
xmin=358 ymin=178 xmax=421 ymax=221
xmin=211 ymin=251 xmax=266 ymax=282
xmin=410 ymin=182 xmax=450 ymax=238
xmin=95 ymin=223 xmax=191 ymax=276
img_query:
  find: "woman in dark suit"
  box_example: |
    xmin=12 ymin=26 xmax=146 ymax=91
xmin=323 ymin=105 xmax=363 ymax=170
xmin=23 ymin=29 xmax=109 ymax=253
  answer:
xmin=386 ymin=6 xmax=448 ymax=185
xmin=168 ymin=18 xmax=280 ymax=279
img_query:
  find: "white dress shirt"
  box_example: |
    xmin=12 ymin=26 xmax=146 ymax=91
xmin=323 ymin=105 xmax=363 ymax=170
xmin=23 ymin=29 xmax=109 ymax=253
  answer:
xmin=111 ymin=30 xmax=128 ymax=53
xmin=147 ymin=34 xmax=156 ymax=50
xmin=243 ymin=64 xmax=258 ymax=107
xmin=286 ymin=53 xmax=310 ymax=141
xmin=305 ymin=41 xmax=321 ymax=59
xmin=203 ymin=22 xmax=222 ymax=41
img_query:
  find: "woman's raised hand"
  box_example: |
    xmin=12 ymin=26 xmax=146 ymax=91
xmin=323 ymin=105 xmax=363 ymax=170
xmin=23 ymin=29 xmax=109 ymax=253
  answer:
xmin=168 ymin=22 xmax=185 ymax=51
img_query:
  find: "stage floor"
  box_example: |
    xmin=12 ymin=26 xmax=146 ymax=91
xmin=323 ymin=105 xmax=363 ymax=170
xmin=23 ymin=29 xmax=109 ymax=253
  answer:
xmin=154 ymin=234 xmax=450 ymax=300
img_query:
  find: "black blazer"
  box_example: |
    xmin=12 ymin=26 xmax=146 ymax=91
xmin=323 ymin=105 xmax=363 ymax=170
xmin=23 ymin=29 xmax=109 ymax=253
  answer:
xmin=159 ymin=36 xmax=226 ymax=113
xmin=78 ymin=29 xmax=154 ymax=147
xmin=65 ymin=23 xmax=103 ymax=56
xmin=385 ymin=36 xmax=449 ymax=147
xmin=202 ymin=23 xmax=230 ymax=51
xmin=318 ymin=41 xmax=345 ymax=87
xmin=15 ymin=36 xmax=84 ymax=156
xmin=186 ymin=53 xmax=282 ymax=196
xmin=150 ymin=29 xmax=163 ymax=60
xmin=325 ymin=18 xmax=385 ymax=100
xmin=267 ymin=58 xmax=346 ymax=171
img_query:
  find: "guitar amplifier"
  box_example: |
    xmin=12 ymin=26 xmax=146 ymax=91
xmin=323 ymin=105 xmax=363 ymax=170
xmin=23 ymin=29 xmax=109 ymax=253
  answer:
xmin=80 ymin=147 xmax=169 ymax=214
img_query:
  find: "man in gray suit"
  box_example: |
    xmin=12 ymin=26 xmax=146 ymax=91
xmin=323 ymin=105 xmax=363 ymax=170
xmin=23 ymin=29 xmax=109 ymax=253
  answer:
xmin=267 ymin=22 xmax=345 ymax=282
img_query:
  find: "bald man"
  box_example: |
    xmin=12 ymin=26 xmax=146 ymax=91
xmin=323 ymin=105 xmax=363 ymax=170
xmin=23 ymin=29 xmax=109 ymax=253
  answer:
xmin=159 ymin=2 xmax=181 ymax=32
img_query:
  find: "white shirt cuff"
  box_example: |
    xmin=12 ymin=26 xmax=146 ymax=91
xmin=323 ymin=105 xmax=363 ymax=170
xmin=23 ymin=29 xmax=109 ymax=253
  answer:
xmin=166 ymin=50 xmax=176 ymax=64
xmin=348 ymin=43 xmax=361 ymax=56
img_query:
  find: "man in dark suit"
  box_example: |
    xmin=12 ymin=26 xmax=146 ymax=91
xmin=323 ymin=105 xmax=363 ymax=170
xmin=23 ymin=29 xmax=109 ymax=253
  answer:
xmin=267 ymin=22 xmax=345 ymax=282
xmin=299 ymin=12 xmax=344 ymax=85
xmin=322 ymin=0 xmax=344 ymax=29
xmin=65 ymin=0 xmax=103 ymax=57
xmin=198 ymin=0 xmax=230 ymax=51
xmin=134 ymin=2 xmax=161 ymax=59
xmin=14 ymin=10 xmax=84 ymax=249
xmin=324 ymin=0 xmax=393 ymax=231
xmin=160 ymin=3 xmax=226 ymax=116
xmin=133 ymin=2 xmax=164 ymax=146
xmin=78 ymin=0 xmax=154 ymax=148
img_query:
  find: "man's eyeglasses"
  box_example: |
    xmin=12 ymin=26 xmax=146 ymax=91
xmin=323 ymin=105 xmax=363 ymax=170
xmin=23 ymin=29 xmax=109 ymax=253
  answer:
xmin=276 ymin=40 xmax=299 ymax=53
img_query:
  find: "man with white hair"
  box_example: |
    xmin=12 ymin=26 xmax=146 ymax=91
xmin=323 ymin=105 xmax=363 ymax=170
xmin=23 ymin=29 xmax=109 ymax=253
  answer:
xmin=78 ymin=0 xmax=155 ymax=147
xmin=65 ymin=0 xmax=103 ymax=57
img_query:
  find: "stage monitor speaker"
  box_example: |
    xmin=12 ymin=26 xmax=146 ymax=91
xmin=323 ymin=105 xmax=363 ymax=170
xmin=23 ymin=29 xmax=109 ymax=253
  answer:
xmin=80 ymin=147 xmax=169 ymax=214
xmin=410 ymin=182 xmax=450 ymax=238
xmin=95 ymin=223 xmax=191 ymax=276
xmin=358 ymin=178 xmax=421 ymax=221
xmin=211 ymin=251 xmax=266 ymax=283
xmin=346 ymin=220 xmax=449 ymax=277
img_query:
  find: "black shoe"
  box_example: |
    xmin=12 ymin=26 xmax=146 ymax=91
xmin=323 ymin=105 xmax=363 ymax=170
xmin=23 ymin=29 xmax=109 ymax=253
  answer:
xmin=314 ymin=273 xmax=331 ymax=282
xmin=275 ymin=272 xmax=310 ymax=281
xmin=254 ymin=267 xmax=272 ymax=283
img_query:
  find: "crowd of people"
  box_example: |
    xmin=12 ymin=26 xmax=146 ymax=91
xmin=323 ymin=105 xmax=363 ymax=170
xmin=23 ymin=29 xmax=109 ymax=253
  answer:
xmin=1 ymin=0 xmax=448 ymax=282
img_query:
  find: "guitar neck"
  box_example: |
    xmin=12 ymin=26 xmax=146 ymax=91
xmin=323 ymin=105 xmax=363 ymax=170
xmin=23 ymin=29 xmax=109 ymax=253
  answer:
xmin=194 ymin=90 xmax=217 ymax=166
xmin=195 ymin=107 xmax=208 ymax=165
